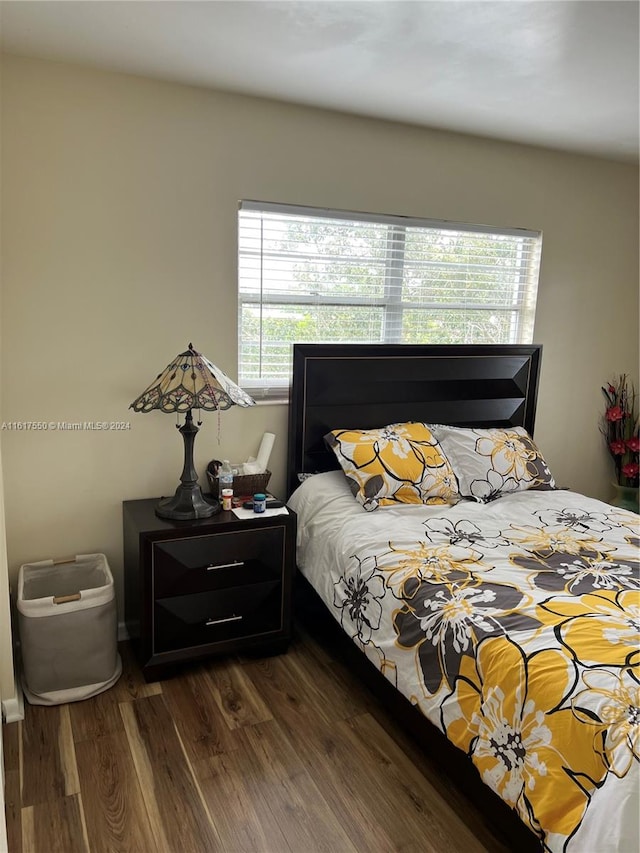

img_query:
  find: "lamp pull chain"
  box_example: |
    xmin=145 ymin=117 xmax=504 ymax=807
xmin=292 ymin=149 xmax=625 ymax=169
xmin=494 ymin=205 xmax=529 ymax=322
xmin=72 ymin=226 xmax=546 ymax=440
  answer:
xmin=193 ymin=351 xmax=222 ymax=444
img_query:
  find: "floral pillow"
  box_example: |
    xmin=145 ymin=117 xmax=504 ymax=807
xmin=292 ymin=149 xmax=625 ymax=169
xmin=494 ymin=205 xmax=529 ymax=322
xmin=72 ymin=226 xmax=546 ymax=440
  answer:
xmin=325 ymin=422 xmax=459 ymax=511
xmin=430 ymin=424 xmax=556 ymax=503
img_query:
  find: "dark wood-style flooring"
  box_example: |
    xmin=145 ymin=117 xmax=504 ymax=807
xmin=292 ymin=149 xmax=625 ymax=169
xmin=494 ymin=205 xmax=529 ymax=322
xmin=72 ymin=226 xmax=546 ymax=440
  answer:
xmin=3 ymin=626 xmax=508 ymax=853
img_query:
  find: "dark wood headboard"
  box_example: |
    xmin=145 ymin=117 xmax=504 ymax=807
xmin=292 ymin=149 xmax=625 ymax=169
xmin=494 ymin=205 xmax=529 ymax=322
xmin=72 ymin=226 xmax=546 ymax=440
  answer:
xmin=286 ymin=343 xmax=542 ymax=496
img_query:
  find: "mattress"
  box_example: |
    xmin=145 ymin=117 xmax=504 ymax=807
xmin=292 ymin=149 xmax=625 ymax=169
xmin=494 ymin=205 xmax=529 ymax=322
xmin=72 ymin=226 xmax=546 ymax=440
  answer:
xmin=288 ymin=472 xmax=640 ymax=852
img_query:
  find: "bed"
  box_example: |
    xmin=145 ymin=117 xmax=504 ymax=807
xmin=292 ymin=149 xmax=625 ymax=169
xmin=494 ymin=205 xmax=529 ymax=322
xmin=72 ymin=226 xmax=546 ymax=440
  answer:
xmin=286 ymin=343 xmax=640 ymax=853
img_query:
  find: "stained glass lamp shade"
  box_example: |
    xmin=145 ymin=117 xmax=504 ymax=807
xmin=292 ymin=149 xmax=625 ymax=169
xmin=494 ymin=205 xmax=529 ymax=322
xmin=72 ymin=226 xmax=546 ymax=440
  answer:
xmin=130 ymin=343 xmax=254 ymax=520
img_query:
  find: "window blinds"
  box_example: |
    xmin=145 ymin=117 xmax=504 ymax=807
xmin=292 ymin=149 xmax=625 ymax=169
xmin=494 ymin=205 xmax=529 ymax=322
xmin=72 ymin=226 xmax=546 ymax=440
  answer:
xmin=238 ymin=201 xmax=542 ymax=399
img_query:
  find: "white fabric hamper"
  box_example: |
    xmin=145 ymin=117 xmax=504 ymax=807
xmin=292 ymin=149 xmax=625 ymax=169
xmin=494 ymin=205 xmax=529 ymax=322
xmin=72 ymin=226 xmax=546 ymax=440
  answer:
xmin=17 ymin=554 xmax=122 ymax=705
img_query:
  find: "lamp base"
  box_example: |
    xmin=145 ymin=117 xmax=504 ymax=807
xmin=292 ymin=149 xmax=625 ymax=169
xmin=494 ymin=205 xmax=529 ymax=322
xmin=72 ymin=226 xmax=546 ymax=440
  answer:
xmin=155 ymin=485 xmax=220 ymax=520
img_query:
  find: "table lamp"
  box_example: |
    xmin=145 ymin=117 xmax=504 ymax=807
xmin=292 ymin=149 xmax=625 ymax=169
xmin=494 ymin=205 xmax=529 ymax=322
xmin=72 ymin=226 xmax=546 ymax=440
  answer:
xmin=130 ymin=343 xmax=254 ymax=520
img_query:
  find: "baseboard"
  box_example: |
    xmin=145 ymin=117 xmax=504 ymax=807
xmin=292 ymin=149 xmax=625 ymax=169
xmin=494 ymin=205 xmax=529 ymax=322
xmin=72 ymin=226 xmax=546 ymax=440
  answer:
xmin=1 ymin=672 xmax=24 ymax=723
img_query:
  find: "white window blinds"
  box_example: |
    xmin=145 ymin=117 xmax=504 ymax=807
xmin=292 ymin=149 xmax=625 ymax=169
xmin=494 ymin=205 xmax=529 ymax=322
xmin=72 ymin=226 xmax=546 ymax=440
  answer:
xmin=238 ymin=201 xmax=542 ymax=400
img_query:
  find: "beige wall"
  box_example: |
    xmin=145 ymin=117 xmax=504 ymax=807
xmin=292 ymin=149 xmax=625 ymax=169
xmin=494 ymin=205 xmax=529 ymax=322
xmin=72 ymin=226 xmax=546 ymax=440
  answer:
xmin=1 ymin=54 xmax=638 ymax=615
xmin=0 ymin=116 xmax=17 ymax=706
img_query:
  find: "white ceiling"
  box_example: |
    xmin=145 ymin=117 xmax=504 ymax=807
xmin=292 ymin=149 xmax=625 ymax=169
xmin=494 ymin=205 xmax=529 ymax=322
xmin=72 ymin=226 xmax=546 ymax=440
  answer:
xmin=1 ymin=0 xmax=638 ymax=162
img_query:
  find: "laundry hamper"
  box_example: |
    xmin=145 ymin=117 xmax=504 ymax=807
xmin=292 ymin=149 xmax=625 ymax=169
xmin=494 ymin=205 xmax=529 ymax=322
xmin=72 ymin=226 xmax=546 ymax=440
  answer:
xmin=17 ymin=553 xmax=122 ymax=705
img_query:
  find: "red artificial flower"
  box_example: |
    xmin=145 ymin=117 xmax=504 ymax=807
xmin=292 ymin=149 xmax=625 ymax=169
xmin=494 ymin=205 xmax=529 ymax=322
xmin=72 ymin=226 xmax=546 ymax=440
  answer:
xmin=610 ymin=440 xmax=627 ymax=455
xmin=622 ymin=462 xmax=639 ymax=479
xmin=626 ymin=436 xmax=640 ymax=453
xmin=608 ymin=384 xmax=616 ymax=394
xmin=606 ymin=406 xmax=625 ymax=422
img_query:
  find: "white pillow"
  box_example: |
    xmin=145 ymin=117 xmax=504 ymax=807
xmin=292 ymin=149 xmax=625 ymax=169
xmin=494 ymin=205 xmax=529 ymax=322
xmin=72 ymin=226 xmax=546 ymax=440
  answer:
xmin=430 ymin=425 xmax=556 ymax=503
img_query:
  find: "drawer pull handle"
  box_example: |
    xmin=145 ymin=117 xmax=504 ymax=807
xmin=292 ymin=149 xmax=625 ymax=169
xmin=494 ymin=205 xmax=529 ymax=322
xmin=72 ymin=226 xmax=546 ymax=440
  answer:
xmin=206 ymin=560 xmax=244 ymax=571
xmin=205 ymin=615 xmax=243 ymax=627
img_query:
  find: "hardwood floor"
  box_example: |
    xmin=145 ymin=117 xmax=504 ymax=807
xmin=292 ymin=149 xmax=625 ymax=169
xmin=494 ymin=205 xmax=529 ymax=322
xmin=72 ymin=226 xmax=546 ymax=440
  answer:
xmin=3 ymin=628 xmax=509 ymax=853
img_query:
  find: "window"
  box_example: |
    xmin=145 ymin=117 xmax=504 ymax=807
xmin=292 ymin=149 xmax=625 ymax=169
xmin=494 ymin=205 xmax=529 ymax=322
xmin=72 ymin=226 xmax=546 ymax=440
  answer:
xmin=238 ymin=201 xmax=542 ymax=400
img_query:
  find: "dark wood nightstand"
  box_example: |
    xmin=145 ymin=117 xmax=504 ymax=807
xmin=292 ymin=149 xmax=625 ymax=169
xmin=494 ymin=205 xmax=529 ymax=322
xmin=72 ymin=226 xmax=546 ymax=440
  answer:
xmin=123 ymin=498 xmax=296 ymax=681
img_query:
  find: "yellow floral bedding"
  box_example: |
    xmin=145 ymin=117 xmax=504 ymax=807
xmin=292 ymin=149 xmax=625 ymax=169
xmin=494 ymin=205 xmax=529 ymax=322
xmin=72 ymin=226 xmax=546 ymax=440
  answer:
xmin=289 ymin=474 xmax=640 ymax=852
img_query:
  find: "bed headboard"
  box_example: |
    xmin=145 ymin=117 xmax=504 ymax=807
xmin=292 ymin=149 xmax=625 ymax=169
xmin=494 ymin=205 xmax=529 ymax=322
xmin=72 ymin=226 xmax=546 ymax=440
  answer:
xmin=286 ymin=343 xmax=543 ymax=496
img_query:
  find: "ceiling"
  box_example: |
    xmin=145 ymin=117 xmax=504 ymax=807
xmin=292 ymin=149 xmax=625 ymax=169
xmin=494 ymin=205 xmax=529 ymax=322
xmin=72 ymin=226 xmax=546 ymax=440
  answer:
xmin=1 ymin=0 xmax=638 ymax=163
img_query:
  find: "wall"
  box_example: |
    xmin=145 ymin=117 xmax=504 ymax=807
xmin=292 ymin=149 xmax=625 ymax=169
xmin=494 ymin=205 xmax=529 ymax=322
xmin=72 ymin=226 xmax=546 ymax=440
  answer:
xmin=0 ymin=125 xmax=17 ymax=711
xmin=1 ymin=54 xmax=638 ymax=615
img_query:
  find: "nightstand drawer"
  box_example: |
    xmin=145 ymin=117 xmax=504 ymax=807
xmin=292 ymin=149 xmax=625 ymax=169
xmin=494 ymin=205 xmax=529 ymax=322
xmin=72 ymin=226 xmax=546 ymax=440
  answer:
xmin=152 ymin=527 xmax=285 ymax=597
xmin=153 ymin=580 xmax=282 ymax=652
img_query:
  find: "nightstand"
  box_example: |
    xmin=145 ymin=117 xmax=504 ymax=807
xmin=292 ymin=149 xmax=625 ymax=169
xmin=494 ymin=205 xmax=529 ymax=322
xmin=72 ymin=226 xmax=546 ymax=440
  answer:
xmin=123 ymin=498 xmax=296 ymax=681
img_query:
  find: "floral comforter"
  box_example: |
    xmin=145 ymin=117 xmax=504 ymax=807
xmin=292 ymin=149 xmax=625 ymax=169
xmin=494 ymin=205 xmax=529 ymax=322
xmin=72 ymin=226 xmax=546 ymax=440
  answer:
xmin=288 ymin=472 xmax=640 ymax=852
